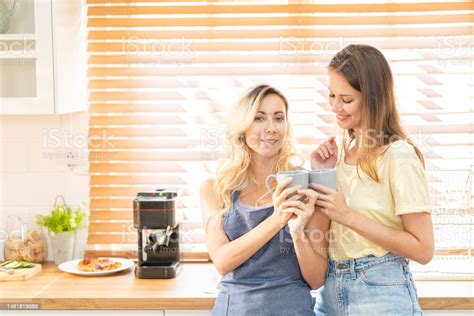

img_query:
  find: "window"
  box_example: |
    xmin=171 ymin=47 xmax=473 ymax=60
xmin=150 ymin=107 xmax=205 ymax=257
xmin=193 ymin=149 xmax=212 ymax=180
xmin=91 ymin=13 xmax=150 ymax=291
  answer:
xmin=86 ymin=0 xmax=473 ymax=259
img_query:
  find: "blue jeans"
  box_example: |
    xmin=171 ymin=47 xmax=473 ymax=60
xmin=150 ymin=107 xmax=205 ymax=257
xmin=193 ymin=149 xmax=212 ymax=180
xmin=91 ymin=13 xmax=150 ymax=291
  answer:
xmin=314 ymin=253 xmax=423 ymax=316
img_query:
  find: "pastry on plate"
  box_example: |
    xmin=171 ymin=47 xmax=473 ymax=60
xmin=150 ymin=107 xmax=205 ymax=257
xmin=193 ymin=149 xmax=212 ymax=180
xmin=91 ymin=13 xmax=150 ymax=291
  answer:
xmin=78 ymin=258 xmax=122 ymax=272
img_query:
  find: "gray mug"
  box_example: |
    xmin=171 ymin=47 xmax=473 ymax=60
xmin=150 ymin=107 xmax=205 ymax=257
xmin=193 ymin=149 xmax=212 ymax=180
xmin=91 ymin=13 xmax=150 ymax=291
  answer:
xmin=265 ymin=170 xmax=309 ymax=194
xmin=309 ymin=169 xmax=337 ymax=192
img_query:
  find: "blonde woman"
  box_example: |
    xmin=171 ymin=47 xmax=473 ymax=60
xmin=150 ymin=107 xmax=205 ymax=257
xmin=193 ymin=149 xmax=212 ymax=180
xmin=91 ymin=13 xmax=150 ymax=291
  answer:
xmin=309 ymin=45 xmax=434 ymax=315
xmin=201 ymin=85 xmax=329 ymax=316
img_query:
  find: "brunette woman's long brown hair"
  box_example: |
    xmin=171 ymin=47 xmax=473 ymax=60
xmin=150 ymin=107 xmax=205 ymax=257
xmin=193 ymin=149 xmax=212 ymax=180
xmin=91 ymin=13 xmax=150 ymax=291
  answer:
xmin=329 ymin=44 xmax=424 ymax=182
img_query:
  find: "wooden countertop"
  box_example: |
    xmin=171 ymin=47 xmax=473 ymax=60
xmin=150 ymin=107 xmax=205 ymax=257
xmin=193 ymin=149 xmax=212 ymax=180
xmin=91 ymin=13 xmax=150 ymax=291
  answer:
xmin=0 ymin=262 xmax=472 ymax=310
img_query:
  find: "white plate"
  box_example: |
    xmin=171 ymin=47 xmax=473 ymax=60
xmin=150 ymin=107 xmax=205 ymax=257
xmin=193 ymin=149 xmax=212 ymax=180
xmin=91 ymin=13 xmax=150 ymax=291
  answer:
xmin=58 ymin=258 xmax=135 ymax=276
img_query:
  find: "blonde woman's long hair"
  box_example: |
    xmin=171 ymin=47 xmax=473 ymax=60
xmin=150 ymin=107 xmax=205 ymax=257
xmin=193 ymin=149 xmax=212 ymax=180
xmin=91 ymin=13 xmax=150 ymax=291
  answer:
xmin=329 ymin=44 xmax=425 ymax=182
xmin=215 ymin=85 xmax=302 ymax=210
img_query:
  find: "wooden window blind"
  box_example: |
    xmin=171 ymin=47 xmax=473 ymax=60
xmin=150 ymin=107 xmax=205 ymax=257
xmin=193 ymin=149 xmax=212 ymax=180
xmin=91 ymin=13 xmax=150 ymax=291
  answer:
xmin=85 ymin=0 xmax=474 ymax=259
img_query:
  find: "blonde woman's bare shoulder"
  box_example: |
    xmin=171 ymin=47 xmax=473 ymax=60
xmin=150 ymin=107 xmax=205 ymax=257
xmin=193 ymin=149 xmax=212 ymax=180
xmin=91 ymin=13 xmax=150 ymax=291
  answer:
xmin=200 ymin=177 xmax=225 ymax=228
xmin=200 ymin=177 xmax=219 ymax=210
xmin=200 ymin=177 xmax=217 ymax=196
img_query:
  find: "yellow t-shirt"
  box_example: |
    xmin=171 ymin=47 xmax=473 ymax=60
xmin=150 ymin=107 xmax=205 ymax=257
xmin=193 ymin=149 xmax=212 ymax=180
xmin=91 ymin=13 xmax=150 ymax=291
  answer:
xmin=329 ymin=139 xmax=432 ymax=261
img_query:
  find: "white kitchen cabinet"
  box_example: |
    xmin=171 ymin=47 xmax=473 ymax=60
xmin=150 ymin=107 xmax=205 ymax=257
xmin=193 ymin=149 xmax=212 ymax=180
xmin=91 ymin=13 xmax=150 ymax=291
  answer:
xmin=51 ymin=0 xmax=87 ymax=114
xmin=424 ymin=312 xmax=474 ymax=315
xmin=0 ymin=310 xmax=471 ymax=315
xmin=0 ymin=0 xmax=86 ymax=115
xmin=162 ymin=310 xmax=474 ymax=315
xmin=165 ymin=311 xmax=212 ymax=316
xmin=0 ymin=312 xmax=165 ymax=316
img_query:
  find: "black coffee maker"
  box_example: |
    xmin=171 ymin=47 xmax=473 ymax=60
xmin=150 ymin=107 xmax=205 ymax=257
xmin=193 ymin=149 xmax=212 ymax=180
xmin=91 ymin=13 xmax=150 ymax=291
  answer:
xmin=134 ymin=189 xmax=181 ymax=279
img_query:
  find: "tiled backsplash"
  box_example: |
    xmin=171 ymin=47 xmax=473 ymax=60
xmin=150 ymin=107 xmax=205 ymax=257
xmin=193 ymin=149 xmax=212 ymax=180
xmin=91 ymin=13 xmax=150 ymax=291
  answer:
xmin=0 ymin=112 xmax=89 ymax=261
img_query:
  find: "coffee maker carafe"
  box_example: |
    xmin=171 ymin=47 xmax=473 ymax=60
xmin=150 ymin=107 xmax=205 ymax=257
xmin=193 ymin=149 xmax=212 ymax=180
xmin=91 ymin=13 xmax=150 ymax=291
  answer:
xmin=134 ymin=189 xmax=181 ymax=279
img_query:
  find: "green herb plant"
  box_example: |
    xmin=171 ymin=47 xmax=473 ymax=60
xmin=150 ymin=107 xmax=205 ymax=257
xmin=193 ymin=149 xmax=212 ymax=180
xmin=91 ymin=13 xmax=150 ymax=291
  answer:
xmin=36 ymin=201 xmax=87 ymax=236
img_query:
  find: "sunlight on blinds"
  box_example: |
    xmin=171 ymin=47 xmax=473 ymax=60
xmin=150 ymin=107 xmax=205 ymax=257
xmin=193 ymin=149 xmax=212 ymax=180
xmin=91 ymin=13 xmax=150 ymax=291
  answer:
xmin=85 ymin=0 xmax=474 ymax=258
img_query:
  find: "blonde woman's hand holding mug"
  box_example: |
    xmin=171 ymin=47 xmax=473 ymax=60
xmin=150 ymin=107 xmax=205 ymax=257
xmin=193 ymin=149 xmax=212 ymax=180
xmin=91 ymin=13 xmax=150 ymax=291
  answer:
xmin=282 ymin=189 xmax=319 ymax=236
xmin=270 ymin=178 xmax=303 ymax=229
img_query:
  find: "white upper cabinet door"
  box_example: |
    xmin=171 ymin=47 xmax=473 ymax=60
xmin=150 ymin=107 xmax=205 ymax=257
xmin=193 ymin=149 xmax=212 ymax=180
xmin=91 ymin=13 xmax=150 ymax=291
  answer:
xmin=0 ymin=0 xmax=86 ymax=115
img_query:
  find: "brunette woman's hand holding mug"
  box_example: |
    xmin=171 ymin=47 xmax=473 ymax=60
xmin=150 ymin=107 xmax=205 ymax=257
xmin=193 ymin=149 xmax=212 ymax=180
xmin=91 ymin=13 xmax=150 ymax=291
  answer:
xmin=310 ymin=183 xmax=354 ymax=227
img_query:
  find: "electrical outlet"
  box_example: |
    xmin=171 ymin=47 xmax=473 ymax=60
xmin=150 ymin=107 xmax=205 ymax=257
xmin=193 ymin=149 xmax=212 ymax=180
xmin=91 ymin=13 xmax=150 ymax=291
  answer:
xmin=66 ymin=151 xmax=78 ymax=162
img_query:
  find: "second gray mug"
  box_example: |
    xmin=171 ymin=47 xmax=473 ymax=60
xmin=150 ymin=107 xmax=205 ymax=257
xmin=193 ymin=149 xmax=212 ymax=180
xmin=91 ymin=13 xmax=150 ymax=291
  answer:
xmin=309 ymin=169 xmax=337 ymax=191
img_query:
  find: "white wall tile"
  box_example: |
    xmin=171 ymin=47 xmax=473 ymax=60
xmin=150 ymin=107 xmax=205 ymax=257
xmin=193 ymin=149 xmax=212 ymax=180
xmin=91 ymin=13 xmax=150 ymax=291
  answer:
xmin=0 ymin=141 xmax=28 ymax=172
xmin=0 ymin=173 xmax=66 ymax=206
xmin=63 ymin=173 xmax=90 ymax=207
xmin=0 ymin=112 xmax=89 ymax=263
xmin=0 ymin=115 xmax=62 ymax=141
xmin=27 ymin=141 xmax=69 ymax=173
